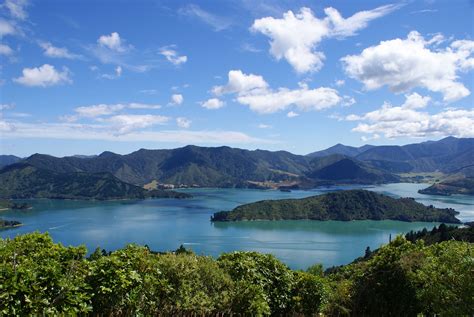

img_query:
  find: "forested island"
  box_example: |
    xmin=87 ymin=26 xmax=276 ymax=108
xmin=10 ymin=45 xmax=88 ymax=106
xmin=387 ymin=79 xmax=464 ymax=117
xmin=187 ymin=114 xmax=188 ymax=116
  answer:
xmin=0 ymin=219 xmax=22 ymax=229
xmin=419 ymin=177 xmax=474 ymax=196
xmin=211 ymin=190 xmax=461 ymax=223
xmin=0 ymin=232 xmax=471 ymax=315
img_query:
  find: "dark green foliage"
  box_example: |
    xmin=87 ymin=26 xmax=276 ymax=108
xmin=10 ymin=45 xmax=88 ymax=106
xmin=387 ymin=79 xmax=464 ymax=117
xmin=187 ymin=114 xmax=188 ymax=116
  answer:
xmin=1 ymin=232 xmax=472 ymax=316
xmin=405 ymin=223 xmax=474 ymax=244
xmin=419 ymin=177 xmax=474 ymax=196
xmin=0 ymin=219 xmax=22 ymax=228
xmin=218 ymin=251 xmax=296 ymax=315
xmin=0 ymin=163 xmax=190 ymax=200
xmin=326 ymin=237 xmax=474 ymax=316
xmin=212 ymin=189 xmax=460 ymax=223
xmin=0 ymin=199 xmax=31 ymax=210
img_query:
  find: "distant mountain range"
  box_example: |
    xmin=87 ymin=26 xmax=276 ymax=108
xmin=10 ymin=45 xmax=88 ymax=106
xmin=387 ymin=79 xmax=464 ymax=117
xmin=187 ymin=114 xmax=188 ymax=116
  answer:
xmin=1 ymin=137 xmax=473 ymax=197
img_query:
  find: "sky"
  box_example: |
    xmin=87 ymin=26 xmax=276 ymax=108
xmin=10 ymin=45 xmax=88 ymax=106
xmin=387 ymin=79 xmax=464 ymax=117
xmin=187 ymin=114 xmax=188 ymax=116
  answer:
xmin=0 ymin=0 xmax=473 ymax=157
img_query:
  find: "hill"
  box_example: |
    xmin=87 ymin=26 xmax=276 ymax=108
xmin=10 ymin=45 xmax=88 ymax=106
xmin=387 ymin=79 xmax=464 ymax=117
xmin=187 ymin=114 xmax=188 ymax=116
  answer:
xmin=0 ymin=155 xmax=21 ymax=169
xmin=355 ymin=137 xmax=474 ymax=174
xmin=418 ymin=177 xmax=474 ymax=196
xmin=21 ymin=146 xmax=401 ymax=188
xmin=211 ymin=189 xmax=460 ymax=223
xmin=0 ymin=163 xmax=190 ymax=200
xmin=307 ymin=144 xmax=374 ymax=158
xmin=307 ymin=154 xmax=398 ymax=184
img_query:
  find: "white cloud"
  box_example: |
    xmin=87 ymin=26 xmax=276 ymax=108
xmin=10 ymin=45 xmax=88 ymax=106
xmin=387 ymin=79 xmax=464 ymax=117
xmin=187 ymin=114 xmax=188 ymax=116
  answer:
xmin=39 ymin=41 xmax=81 ymax=59
xmin=176 ymin=117 xmax=191 ymax=128
xmin=0 ymin=43 xmax=13 ymax=55
xmin=0 ymin=19 xmax=17 ymax=37
xmin=160 ymin=46 xmax=187 ymax=65
xmin=179 ymin=4 xmax=232 ymax=31
xmin=287 ymin=111 xmax=299 ymax=118
xmin=127 ymin=103 xmax=161 ymax=109
xmin=97 ymin=32 xmax=131 ymax=52
xmin=3 ymin=0 xmax=29 ymax=20
xmin=335 ymin=79 xmax=345 ymax=86
xmin=342 ymin=31 xmax=474 ymax=102
xmin=212 ymin=70 xmax=268 ymax=95
xmin=401 ymin=92 xmax=431 ymax=109
xmin=237 ymin=84 xmax=341 ymax=114
xmin=201 ymin=98 xmax=225 ymax=109
xmin=101 ymin=66 xmax=123 ymax=80
xmin=0 ymin=121 xmax=274 ymax=145
xmin=258 ymin=123 xmax=271 ymax=129
xmin=13 ymin=64 xmax=72 ymax=87
xmin=170 ymin=94 xmax=183 ymax=105
xmin=104 ymin=114 xmax=169 ymax=134
xmin=252 ymin=4 xmax=399 ymax=73
xmin=0 ymin=103 xmax=14 ymax=111
xmin=214 ymin=70 xmax=341 ymax=114
xmin=63 ymin=103 xmax=161 ymax=122
xmin=344 ymin=93 xmax=474 ymax=138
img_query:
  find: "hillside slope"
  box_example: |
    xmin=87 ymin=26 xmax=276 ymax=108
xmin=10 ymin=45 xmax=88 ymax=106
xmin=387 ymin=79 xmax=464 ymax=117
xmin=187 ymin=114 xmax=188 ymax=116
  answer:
xmin=0 ymin=163 xmax=189 ymax=200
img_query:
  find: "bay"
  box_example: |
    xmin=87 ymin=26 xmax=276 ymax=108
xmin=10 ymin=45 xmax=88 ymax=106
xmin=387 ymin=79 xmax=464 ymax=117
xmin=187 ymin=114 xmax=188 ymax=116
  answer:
xmin=1 ymin=183 xmax=472 ymax=269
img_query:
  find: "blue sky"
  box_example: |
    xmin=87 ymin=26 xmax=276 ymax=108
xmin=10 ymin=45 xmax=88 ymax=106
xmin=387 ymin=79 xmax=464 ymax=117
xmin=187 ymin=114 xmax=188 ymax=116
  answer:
xmin=0 ymin=0 xmax=473 ymax=157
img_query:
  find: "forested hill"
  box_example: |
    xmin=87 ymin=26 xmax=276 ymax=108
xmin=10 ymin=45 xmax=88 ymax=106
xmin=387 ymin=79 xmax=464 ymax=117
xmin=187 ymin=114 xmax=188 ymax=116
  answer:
xmin=418 ymin=177 xmax=474 ymax=196
xmin=0 ymin=163 xmax=190 ymax=200
xmin=211 ymin=190 xmax=461 ymax=223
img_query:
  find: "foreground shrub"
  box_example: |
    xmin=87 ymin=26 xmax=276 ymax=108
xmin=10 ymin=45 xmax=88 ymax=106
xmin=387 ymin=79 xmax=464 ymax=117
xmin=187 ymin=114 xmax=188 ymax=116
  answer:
xmin=0 ymin=232 xmax=91 ymax=315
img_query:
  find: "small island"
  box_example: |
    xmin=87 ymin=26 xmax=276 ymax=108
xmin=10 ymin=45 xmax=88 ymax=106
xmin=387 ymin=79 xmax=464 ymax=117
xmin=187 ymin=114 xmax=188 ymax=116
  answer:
xmin=211 ymin=190 xmax=461 ymax=223
xmin=418 ymin=177 xmax=474 ymax=196
xmin=0 ymin=219 xmax=22 ymax=229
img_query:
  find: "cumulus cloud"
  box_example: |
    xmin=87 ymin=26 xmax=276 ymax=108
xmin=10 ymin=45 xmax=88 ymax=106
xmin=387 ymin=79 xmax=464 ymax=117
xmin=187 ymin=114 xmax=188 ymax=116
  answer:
xmin=342 ymin=31 xmax=474 ymax=102
xmin=14 ymin=64 xmax=72 ymax=87
xmin=159 ymin=46 xmax=187 ymax=65
xmin=213 ymin=70 xmax=342 ymax=114
xmin=212 ymin=70 xmax=268 ymax=95
xmin=344 ymin=93 xmax=474 ymax=138
xmin=201 ymin=98 xmax=225 ymax=110
xmin=258 ymin=123 xmax=271 ymax=129
xmin=170 ymin=94 xmax=183 ymax=105
xmin=287 ymin=111 xmax=299 ymax=118
xmin=252 ymin=4 xmax=399 ymax=73
xmin=39 ymin=41 xmax=81 ymax=59
xmin=0 ymin=19 xmax=17 ymax=37
xmin=0 ymin=43 xmax=13 ymax=55
xmin=97 ymin=32 xmax=131 ymax=52
xmin=176 ymin=117 xmax=191 ymax=128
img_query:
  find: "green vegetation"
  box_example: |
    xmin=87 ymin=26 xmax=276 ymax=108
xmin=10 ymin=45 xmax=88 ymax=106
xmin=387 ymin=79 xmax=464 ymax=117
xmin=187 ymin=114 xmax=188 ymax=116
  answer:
xmin=0 ymin=163 xmax=190 ymax=200
xmin=0 ymin=232 xmax=472 ymax=315
xmin=405 ymin=223 xmax=474 ymax=244
xmin=0 ymin=199 xmax=31 ymax=210
xmin=0 ymin=219 xmax=22 ymax=228
xmin=212 ymin=190 xmax=460 ymax=223
xmin=419 ymin=177 xmax=474 ymax=196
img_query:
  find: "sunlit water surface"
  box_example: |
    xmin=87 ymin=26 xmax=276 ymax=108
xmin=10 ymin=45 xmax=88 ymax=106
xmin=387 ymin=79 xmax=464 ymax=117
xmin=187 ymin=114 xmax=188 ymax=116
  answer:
xmin=1 ymin=183 xmax=472 ymax=269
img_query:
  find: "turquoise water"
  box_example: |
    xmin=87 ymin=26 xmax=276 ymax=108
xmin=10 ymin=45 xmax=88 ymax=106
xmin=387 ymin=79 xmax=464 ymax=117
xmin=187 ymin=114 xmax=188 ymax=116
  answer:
xmin=1 ymin=183 xmax=472 ymax=269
